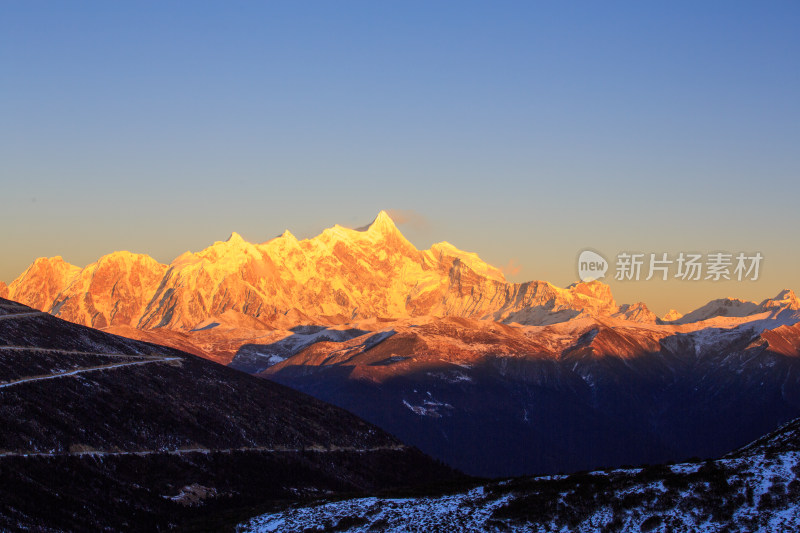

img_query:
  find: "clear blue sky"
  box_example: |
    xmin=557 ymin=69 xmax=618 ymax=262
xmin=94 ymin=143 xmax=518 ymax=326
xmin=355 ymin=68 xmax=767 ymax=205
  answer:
xmin=2 ymin=2 xmax=799 ymax=314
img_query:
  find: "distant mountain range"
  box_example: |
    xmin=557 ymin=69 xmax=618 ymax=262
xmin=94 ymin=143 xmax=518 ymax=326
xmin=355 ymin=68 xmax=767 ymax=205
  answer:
xmin=0 ymin=211 xmax=667 ymax=355
xmin=4 ymin=211 xmax=800 ymax=478
xmin=4 ymin=211 xmax=796 ymax=361
xmin=262 ymin=303 xmax=800 ymax=477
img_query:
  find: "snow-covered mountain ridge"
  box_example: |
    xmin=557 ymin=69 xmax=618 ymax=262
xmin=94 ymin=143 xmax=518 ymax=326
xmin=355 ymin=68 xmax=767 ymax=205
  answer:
xmin=6 ymin=211 xmax=628 ymax=330
xmin=3 ymin=211 xmax=797 ymax=366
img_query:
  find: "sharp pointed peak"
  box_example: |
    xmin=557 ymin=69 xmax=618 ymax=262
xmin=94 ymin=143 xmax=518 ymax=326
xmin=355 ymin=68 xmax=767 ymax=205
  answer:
xmin=226 ymin=231 xmax=245 ymax=243
xmin=202 ymin=231 xmax=255 ymax=256
xmin=265 ymin=229 xmax=300 ymax=246
xmin=775 ymin=288 xmax=797 ymax=301
xmin=357 ymin=210 xmax=399 ymax=234
xmin=374 ymin=209 xmax=393 ymax=223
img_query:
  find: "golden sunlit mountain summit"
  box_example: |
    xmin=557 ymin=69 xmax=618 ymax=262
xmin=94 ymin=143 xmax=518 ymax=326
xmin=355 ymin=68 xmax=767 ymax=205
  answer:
xmin=6 ymin=211 xmax=645 ymax=336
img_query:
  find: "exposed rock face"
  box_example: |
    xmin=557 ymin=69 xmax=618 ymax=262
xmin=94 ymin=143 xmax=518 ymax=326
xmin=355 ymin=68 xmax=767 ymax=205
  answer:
xmin=7 ymin=256 xmax=81 ymax=312
xmin=51 ymin=251 xmax=167 ymax=329
xmin=3 ymin=212 xmax=638 ymax=333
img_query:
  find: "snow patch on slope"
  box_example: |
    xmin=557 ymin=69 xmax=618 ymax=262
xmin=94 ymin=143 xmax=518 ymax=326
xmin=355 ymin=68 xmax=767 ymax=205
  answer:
xmin=240 ymin=452 xmax=800 ymax=533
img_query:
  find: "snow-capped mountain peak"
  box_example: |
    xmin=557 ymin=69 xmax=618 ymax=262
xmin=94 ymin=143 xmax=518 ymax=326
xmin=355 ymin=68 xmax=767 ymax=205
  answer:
xmin=226 ymin=231 xmax=245 ymax=243
xmin=362 ymin=209 xmax=399 ymax=235
xmin=277 ymin=229 xmax=297 ymax=241
xmin=762 ymin=289 xmax=800 ymax=311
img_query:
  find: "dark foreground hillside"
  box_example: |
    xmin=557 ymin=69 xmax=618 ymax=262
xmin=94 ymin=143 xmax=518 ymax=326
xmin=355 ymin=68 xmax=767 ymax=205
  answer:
xmin=0 ymin=298 xmax=458 ymax=531
xmin=240 ymin=416 xmax=800 ymax=532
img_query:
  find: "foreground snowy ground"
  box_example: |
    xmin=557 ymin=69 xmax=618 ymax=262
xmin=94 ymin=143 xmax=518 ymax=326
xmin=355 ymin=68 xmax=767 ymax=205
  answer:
xmin=239 ymin=451 xmax=800 ymax=532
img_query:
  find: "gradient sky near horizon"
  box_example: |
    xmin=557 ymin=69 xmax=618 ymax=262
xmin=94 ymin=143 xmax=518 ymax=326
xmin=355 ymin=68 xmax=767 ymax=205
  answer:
xmin=2 ymin=2 xmax=799 ymax=315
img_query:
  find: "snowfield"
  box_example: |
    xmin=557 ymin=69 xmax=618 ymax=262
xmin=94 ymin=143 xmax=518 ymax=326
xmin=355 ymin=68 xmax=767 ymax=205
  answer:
xmin=239 ymin=451 xmax=800 ymax=533
xmin=240 ymin=487 xmax=513 ymax=533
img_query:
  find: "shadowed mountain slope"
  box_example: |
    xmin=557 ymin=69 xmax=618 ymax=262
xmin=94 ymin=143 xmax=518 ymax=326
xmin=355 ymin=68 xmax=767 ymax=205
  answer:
xmin=263 ymin=306 xmax=800 ymax=477
xmin=0 ymin=298 xmax=458 ymax=531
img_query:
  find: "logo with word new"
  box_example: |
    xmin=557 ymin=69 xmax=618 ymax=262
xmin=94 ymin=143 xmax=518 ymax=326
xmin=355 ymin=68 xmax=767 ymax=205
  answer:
xmin=578 ymin=250 xmax=608 ymax=282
